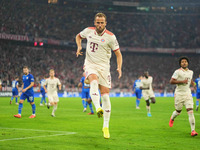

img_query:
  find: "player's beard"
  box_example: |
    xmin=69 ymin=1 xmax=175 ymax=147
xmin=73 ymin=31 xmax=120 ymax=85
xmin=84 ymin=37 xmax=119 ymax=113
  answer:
xmin=182 ymin=66 xmax=187 ymax=69
xmin=96 ymin=27 xmax=105 ymax=34
xmin=181 ymin=64 xmax=188 ymax=69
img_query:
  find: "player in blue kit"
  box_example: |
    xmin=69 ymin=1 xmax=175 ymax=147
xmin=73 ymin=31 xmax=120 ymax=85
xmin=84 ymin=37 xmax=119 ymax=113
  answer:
xmin=133 ymin=76 xmax=142 ymax=109
xmin=14 ymin=66 xmax=36 ymax=118
xmin=78 ymin=73 xmax=94 ymax=115
xmin=195 ymin=74 xmax=200 ymax=111
xmin=39 ymin=77 xmax=47 ymax=106
xmin=10 ymin=76 xmax=19 ymax=105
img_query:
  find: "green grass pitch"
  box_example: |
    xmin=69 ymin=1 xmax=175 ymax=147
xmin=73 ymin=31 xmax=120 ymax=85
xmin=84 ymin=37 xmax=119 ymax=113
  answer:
xmin=0 ymin=97 xmax=200 ymax=150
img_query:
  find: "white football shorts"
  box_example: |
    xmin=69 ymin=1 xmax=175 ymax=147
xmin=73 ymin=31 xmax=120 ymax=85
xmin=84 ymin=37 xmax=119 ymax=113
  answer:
xmin=84 ymin=65 xmax=111 ymax=88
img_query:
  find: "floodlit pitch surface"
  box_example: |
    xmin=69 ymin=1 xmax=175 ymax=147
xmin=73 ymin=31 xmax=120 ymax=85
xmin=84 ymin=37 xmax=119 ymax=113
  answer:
xmin=0 ymin=97 xmax=199 ymax=150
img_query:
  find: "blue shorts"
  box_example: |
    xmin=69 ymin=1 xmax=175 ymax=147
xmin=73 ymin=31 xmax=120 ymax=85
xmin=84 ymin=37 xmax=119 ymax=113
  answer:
xmin=196 ymin=92 xmax=200 ymax=99
xmin=20 ymin=93 xmax=34 ymax=102
xmin=40 ymin=89 xmax=45 ymax=97
xmin=12 ymin=89 xmax=18 ymax=96
xmin=135 ymin=89 xmax=142 ymax=99
xmin=81 ymin=89 xmax=91 ymax=99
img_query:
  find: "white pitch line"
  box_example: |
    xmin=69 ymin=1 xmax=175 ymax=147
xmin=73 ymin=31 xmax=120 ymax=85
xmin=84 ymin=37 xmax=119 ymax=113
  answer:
xmin=0 ymin=127 xmax=76 ymax=134
xmin=0 ymin=127 xmax=76 ymax=142
xmin=0 ymin=133 xmax=74 ymax=142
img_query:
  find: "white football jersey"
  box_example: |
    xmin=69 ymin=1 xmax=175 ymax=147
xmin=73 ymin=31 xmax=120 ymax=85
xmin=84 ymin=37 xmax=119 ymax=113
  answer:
xmin=171 ymin=68 xmax=193 ymax=94
xmin=141 ymin=76 xmax=153 ymax=90
xmin=79 ymin=27 xmax=120 ymax=70
xmin=44 ymin=77 xmax=61 ymax=94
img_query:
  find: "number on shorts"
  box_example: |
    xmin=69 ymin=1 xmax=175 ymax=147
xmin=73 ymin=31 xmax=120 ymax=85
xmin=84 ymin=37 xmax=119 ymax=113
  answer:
xmin=29 ymin=96 xmax=33 ymax=102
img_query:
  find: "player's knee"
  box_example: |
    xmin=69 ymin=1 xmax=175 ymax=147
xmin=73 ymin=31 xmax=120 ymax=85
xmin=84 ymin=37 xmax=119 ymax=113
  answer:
xmin=30 ymin=102 xmax=34 ymax=105
xmin=150 ymin=98 xmax=156 ymax=104
xmin=19 ymin=100 xmax=24 ymax=103
xmin=146 ymin=100 xmax=150 ymax=106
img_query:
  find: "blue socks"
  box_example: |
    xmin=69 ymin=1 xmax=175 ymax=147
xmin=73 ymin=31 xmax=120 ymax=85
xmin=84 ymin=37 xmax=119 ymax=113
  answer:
xmin=17 ymin=103 xmax=36 ymax=115
xmin=136 ymin=99 xmax=140 ymax=107
xmin=89 ymin=103 xmax=94 ymax=113
xmin=82 ymin=100 xmax=85 ymax=108
xmin=43 ymin=96 xmax=46 ymax=103
xmin=11 ymin=97 xmax=14 ymax=101
xmin=18 ymin=103 xmax=23 ymax=114
xmin=15 ymin=97 xmax=18 ymax=103
xmin=84 ymin=101 xmax=88 ymax=109
xmin=32 ymin=104 xmax=36 ymax=115
xmin=40 ymin=96 xmax=46 ymax=104
xmin=196 ymin=100 xmax=199 ymax=107
xmin=40 ymin=97 xmax=44 ymax=104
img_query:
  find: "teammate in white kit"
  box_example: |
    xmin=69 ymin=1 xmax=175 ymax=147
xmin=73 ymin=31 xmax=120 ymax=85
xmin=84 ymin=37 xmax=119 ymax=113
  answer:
xmin=169 ymin=56 xmax=198 ymax=136
xmin=140 ymin=71 xmax=156 ymax=117
xmin=75 ymin=13 xmax=123 ymax=139
xmin=43 ymin=69 xmax=61 ymax=117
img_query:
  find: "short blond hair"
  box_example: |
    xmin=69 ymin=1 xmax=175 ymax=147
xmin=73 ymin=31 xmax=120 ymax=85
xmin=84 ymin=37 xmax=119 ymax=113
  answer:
xmin=50 ymin=69 xmax=54 ymax=72
xmin=94 ymin=12 xmax=107 ymax=21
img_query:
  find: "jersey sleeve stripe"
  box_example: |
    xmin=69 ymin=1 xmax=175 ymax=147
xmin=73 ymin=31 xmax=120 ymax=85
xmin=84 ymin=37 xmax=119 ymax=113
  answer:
xmin=171 ymin=78 xmax=177 ymax=80
xmin=87 ymin=27 xmax=96 ymax=30
xmin=113 ymin=48 xmax=119 ymax=52
xmin=79 ymin=33 xmax=85 ymax=39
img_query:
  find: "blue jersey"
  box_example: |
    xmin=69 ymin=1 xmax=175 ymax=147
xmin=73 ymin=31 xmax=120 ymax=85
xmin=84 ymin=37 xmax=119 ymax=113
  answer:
xmin=80 ymin=76 xmax=90 ymax=99
xmin=22 ymin=73 xmax=34 ymax=95
xmin=133 ymin=79 xmax=142 ymax=91
xmin=195 ymin=78 xmax=200 ymax=93
xmin=80 ymin=77 xmax=90 ymax=90
xmin=12 ymin=80 xmax=18 ymax=90
xmin=40 ymin=79 xmax=46 ymax=90
xmin=133 ymin=79 xmax=142 ymax=99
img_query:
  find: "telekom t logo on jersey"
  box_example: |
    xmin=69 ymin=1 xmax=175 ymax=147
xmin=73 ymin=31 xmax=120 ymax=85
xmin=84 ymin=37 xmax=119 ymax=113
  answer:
xmin=90 ymin=42 xmax=98 ymax=52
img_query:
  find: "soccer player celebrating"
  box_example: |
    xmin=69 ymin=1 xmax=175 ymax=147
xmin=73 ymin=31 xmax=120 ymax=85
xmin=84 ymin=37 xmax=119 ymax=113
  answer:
xmin=39 ymin=76 xmax=47 ymax=106
xmin=195 ymin=74 xmax=200 ymax=111
xmin=43 ymin=69 xmax=61 ymax=117
xmin=10 ymin=76 xmax=19 ymax=105
xmin=75 ymin=12 xmax=122 ymax=139
xmin=169 ymin=56 xmax=198 ymax=136
xmin=140 ymin=71 xmax=156 ymax=117
xmin=133 ymin=76 xmax=142 ymax=109
xmin=78 ymin=72 xmax=94 ymax=115
xmin=14 ymin=66 xmax=36 ymax=118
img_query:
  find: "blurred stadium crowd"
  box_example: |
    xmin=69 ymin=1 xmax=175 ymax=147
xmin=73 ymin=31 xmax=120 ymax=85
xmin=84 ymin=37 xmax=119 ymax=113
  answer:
xmin=0 ymin=43 xmax=199 ymax=93
xmin=0 ymin=0 xmax=200 ymax=93
xmin=1 ymin=0 xmax=200 ymax=48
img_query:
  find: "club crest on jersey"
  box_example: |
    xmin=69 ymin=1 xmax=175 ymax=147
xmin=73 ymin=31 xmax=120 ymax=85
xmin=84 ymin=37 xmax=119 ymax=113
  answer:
xmin=101 ymin=39 xmax=105 ymax=42
xmin=26 ymin=77 xmax=28 ymax=79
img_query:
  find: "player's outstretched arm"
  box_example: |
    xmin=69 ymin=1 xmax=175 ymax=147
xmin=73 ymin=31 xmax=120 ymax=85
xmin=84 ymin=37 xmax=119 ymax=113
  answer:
xmin=114 ymin=50 xmax=122 ymax=79
xmin=75 ymin=34 xmax=83 ymax=57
